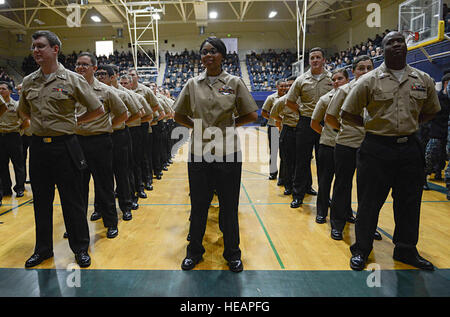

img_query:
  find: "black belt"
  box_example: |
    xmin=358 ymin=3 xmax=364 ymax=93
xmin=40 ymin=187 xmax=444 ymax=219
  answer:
xmin=0 ymin=132 xmax=19 ymax=136
xmin=77 ymin=133 xmax=111 ymax=139
xmin=298 ymin=115 xmax=312 ymax=121
xmin=283 ymin=125 xmax=297 ymax=131
xmin=32 ymin=134 xmax=73 ymax=143
xmin=366 ymin=133 xmax=414 ymax=144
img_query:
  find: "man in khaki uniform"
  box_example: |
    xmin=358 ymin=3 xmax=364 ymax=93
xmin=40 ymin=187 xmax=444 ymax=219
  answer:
xmin=269 ymin=77 xmax=298 ymax=195
xmin=119 ymin=75 xmax=153 ymax=201
xmin=285 ymin=47 xmax=333 ymax=208
xmin=96 ymin=64 xmax=141 ymax=219
xmin=261 ymin=79 xmax=285 ymax=181
xmin=341 ymin=32 xmax=440 ymax=271
xmin=19 ymin=30 xmax=104 ymax=268
xmin=74 ymin=52 xmax=128 ymax=239
xmin=0 ymin=81 xmax=27 ymax=199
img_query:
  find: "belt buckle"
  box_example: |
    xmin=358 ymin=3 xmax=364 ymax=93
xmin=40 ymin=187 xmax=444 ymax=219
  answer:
xmin=43 ymin=137 xmax=52 ymax=143
xmin=397 ymin=137 xmax=408 ymax=144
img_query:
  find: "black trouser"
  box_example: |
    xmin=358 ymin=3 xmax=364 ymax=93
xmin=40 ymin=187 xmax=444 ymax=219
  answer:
xmin=22 ymin=135 xmax=32 ymax=182
xmin=317 ymin=144 xmax=335 ymax=218
xmin=112 ymin=128 xmax=132 ymax=213
xmin=129 ymin=126 xmax=144 ymax=193
xmin=187 ymin=153 xmax=242 ymax=262
xmin=282 ymin=126 xmax=297 ymax=191
xmin=152 ymin=122 xmax=163 ymax=176
xmin=278 ymin=126 xmax=288 ymax=185
xmin=125 ymin=126 xmax=136 ymax=200
xmin=143 ymin=130 xmax=154 ymax=184
xmin=267 ymin=125 xmax=279 ymax=176
xmin=30 ymin=135 xmax=89 ymax=255
xmin=141 ymin=122 xmax=152 ymax=184
xmin=78 ymin=134 xmax=118 ymax=229
xmin=0 ymin=132 xmax=25 ymax=194
xmin=293 ymin=116 xmax=319 ymax=200
xmin=161 ymin=121 xmax=169 ymax=165
xmin=350 ymin=133 xmax=424 ymax=259
xmin=330 ymin=144 xmax=357 ymax=231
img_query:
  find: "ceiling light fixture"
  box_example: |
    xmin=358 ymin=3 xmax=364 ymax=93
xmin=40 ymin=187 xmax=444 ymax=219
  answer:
xmin=91 ymin=15 xmax=101 ymax=23
xmin=268 ymin=11 xmax=277 ymax=18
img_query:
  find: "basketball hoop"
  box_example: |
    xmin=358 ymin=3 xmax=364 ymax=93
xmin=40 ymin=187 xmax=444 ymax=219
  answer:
xmin=402 ymin=30 xmax=420 ymax=45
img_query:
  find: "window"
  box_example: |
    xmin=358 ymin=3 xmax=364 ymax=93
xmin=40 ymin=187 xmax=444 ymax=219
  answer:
xmin=95 ymin=40 xmax=113 ymax=57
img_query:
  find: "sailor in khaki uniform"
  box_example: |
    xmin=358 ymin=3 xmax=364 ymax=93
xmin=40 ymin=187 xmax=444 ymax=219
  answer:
xmin=74 ymin=52 xmax=128 ymax=239
xmin=0 ymin=81 xmax=27 ymax=198
xmin=96 ymin=64 xmax=141 ymax=220
xmin=269 ymin=77 xmax=298 ymax=195
xmin=261 ymin=79 xmax=285 ymax=181
xmin=19 ymin=31 xmax=104 ymax=268
xmin=285 ymin=48 xmax=333 ymax=208
xmin=340 ymin=32 xmax=440 ymax=271
xmin=174 ymin=38 xmax=258 ymax=273
xmin=310 ymin=68 xmax=349 ymax=227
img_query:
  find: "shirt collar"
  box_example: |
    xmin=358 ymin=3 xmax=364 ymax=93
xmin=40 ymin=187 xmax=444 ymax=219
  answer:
xmin=32 ymin=63 xmax=67 ymax=81
xmin=198 ymin=70 xmax=229 ymax=85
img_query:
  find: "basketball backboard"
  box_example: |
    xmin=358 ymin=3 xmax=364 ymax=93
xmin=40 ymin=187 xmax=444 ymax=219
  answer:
xmin=399 ymin=0 xmax=445 ymax=50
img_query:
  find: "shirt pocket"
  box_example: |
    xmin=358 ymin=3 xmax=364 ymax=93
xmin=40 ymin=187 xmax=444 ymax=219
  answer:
xmin=370 ymin=90 xmax=394 ymax=119
xmin=409 ymin=90 xmax=427 ymax=118
xmin=48 ymin=90 xmax=73 ymax=115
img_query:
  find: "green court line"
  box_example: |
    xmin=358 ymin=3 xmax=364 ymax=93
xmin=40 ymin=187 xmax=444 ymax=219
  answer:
xmin=0 ymin=199 xmax=34 ymax=217
xmin=241 ymin=182 xmax=285 ymax=269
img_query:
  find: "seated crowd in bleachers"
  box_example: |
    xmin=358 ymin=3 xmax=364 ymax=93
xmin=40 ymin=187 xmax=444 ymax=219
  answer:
xmin=0 ymin=67 xmax=15 ymax=88
xmin=163 ymin=49 xmax=241 ymax=95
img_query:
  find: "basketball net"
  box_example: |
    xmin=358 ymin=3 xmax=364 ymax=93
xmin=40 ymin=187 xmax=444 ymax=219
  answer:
xmin=403 ymin=31 xmax=420 ymax=45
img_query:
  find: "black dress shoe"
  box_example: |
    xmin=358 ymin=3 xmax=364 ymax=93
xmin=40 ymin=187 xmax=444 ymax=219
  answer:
xmin=228 ymin=259 xmax=244 ymax=273
xmin=181 ymin=257 xmax=201 ymax=270
xmin=315 ymin=215 xmax=326 ymax=224
xmin=350 ymin=254 xmax=366 ymax=271
xmin=162 ymin=166 xmax=168 ymax=171
xmin=131 ymin=202 xmax=139 ymax=210
xmin=347 ymin=215 xmax=356 ymax=223
xmin=15 ymin=191 xmax=24 ymax=198
xmin=145 ymin=183 xmax=153 ymax=191
xmin=423 ymin=183 xmax=430 ymax=190
xmin=75 ymin=251 xmax=91 ymax=268
xmin=156 ymin=173 xmax=162 ymax=180
xmin=122 ymin=210 xmax=132 ymax=221
xmin=331 ymin=229 xmax=343 ymax=240
xmin=137 ymin=191 xmax=147 ymax=199
xmin=186 ymin=233 xmax=191 ymax=241
xmin=268 ymin=173 xmax=277 ymax=180
xmin=290 ymin=198 xmax=302 ymax=208
xmin=283 ymin=189 xmax=292 ymax=195
xmin=25 ymin=252 xmax=54 ymax=268
xmin=25 ymin=180 xmax=31 ymax=184
xmin=63 ymin=232 xmax=68 ymax=239
xmin=90 ymin=211 xmax=102 ymax=221
xmin=107 ymin=227 xmax=118 ymax=239
xmin=393 ymin=250 xmax=434 ymax=271
xmin=374 ymin=231 xmax=382 ymax=240
xmin=277 ymin=180 xmax=284 ymax=186
xmin=306 ymin=188 xmax=318 ymax=196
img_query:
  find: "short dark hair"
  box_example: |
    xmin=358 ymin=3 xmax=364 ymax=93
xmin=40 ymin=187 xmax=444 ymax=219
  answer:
xmin=332 ymin=68 xmax=349 ymax=79
xmin=109 ymin=64 xmax=120 ymax=75
xmin=78 ymin=51 xmax=97 ymax=66
xmin=200 ymin=37 xmax=227 ymax=57
xmin=32 ymin=30 xmax=62 ymax=52
xmin=97 ymin=64 xmax=114 ymax=77
xmin=352 ymin=55 xmax=373 ymax=70
xmin=0 ymin=81 xmax=13 ymax=91
xmin=442 ymin=73 xmax=450 ymax=83
xmin=309 ymin=47 xmax=325 ymax=58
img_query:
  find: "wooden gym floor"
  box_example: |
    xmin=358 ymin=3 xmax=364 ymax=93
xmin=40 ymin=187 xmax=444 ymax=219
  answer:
xmin=0 ymin=127 xmax=449 ymax=297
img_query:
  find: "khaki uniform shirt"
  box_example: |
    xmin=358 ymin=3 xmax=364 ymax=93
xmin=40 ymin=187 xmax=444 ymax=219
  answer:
xmin=262 ymin=92 xmax=282 ymax=126
xmin=18 ymin=63 xmax=102 ymax=136
xmin=341 ymin=63 xmax=441 ymax=136
xmin=327 ymin=80 xmax=365 ymax=148
xmin=133 ymin=83 xmax=160 ymax=111
xmin=117 ymin=85 xmax=148 ymax=128
xmin=75 ymin=78 xmax=128 ymax=136
xmin=311 ymin=89 xmax=337 ymax=147
xmin=0 ymin=98 xmax=21 ymax=133
xmin=110 ymin=85 xmax=140 ymax=131
xmin=173 ymin=70 xmax=258 ymax=156
xmin=285 ymin=69 xmax=333 ymax=117
xmin=269 ymin=95 xmax=299 ymax=128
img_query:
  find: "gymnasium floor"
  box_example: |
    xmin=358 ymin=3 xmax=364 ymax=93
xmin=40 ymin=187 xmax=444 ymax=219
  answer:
xmin=0 ymin=126 xmax=449 ymax=298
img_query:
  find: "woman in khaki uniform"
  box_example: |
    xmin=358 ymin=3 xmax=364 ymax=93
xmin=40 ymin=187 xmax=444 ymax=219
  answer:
xmin=173 ymin=37 xmax=258 ymax=272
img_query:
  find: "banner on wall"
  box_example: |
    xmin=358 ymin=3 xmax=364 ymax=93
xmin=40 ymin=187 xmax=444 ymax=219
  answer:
xmin=221 ymin=38 xmax=238 ymax=54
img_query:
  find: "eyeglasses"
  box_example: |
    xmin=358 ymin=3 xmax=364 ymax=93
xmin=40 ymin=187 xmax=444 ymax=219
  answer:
xmin=200 ymin=48 xmax=218 ymax=56
xmin=75 ymin=63 xmax=94 ymax=68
